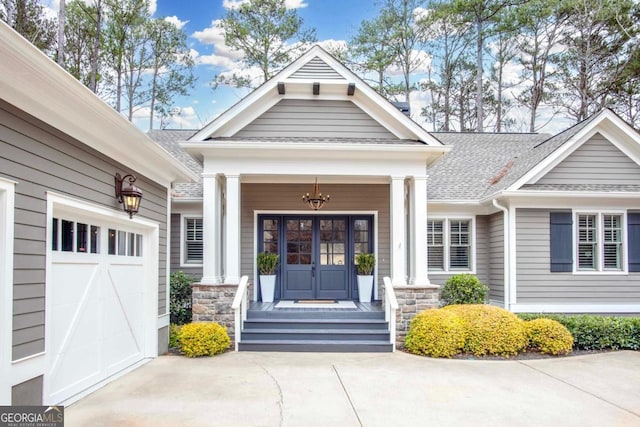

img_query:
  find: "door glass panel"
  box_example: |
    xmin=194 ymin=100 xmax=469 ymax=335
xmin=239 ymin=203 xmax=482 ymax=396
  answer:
xmin=320 ymin=219 xmax=346 ymax=265
xmin=286 ymin=219 xmax=312 ymax=265
xmin=262 ymin=219 xmax=279 ymax=254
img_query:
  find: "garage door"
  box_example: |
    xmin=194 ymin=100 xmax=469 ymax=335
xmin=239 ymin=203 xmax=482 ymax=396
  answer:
xmin=47 ymin=214 xmax=152 ymax=404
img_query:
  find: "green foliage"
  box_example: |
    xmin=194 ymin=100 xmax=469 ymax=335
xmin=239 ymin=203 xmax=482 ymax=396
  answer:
xmin=440 ymin=274 xmax=489 ymax=306
xmin=170 ymin=271 xmax=194 ymax=325
xmin=355 ymin=253 xmax=375 ymax=275
xmin=257 ymin=252 xmax=279 ymax=275
xmin=1 ymin=0 xmax=57 ymax=52
xmin=524 ymin=318 xmax=574 ymax=355
xmin=169 ymin=324 xmax=182 ymax=349
xmin=444 ymin=304 xmax=528 ymax=356
xmin=177 ymin=322 xmax=230 ymax=358
xmin=405 ymin=309 xmax=466 ymax=358
xmin=217 ymin=0 xmax=317 ymax=87
xmin=518 ymin=314 xmax=640 ymax=351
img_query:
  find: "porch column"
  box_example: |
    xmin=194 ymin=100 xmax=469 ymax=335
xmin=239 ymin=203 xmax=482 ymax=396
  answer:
xmin=201 ymin=173 xmax=221 ymax=284
xmin=410 ymin=175 xmax=430 ymax=286
xmin=224 ymin=174 xmax=241 ymax=284
xmin=390 ymin=176 xmax=407 ymax=286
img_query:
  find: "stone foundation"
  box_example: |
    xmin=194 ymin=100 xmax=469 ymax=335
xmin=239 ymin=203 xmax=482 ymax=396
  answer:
xmin=191 ymin=283 xmax=251 ymax=342
xmin=393 ymin=284 xmax=440 ymax=349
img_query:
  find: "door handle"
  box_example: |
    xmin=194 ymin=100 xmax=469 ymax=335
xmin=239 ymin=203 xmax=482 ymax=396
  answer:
xmin=311 ymin=263 xmax=315 ymax=278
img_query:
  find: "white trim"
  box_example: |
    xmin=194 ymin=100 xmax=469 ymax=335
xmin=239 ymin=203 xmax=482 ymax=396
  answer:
xmin=572 ymin=210 xmax=627 ymax=274
xmin=44 ymin=192 xmax=159 ymax=404
xmin=511 ymin=303 xmax=640 ymax=313
xmin=180 ymin=214 xmax=204 ymax=267
xmin=0 ymin=178 xmax=15 ymax=404
xmin=252 ymin=210 xmax=380 ymax=302
xmin=157 ymin=314 xmax=170 ymax=329
xmin=426 ymin=216 xmax=476 ymax=274
xmin=9 ymin=353 xmax=46 ymax=391
xmin=508 ymin=204 xmax=517 ymax=307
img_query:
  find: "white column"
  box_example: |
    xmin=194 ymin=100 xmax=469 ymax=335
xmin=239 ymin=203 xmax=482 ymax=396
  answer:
xmin=201 ymin=173 xmax=221 ymax=284
xmin=224 ymin=174 xmax=241 ymax=284
xmin=390 ymin=176 xmax=407 ymax=286
xmin=411 ymin=175 xmax=430 ymax=286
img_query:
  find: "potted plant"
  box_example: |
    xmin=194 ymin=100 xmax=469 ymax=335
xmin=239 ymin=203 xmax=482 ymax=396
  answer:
xmin=355 ymin=253 xmax=375 ymax=303
xmin=257 ymin=252 xmax=279 ymax=303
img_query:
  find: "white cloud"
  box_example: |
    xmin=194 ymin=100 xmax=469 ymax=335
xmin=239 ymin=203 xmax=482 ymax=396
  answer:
xmin=387 ymin=50 xmax=432 ymax=76
xmin=223 ymin=0 xmax=308 ymax=9
xmin=147 ymin=0 xmax=157 ymax=15
xmin=191 ymin=19 xmax=244 ymax=69
xmin=164 ymin=16 xmax=189 ymax=30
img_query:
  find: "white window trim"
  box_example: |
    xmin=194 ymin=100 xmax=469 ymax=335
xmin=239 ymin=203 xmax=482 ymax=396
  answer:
xmin=572 ymin=210 xmax=628 ymax=275
xmin=427 ymin=217 xmax=476 ymax=274
xmin=0 ymin=177 xmax=16 ymax=405
xmin=180 ymin=214 xmax=203 ymax=267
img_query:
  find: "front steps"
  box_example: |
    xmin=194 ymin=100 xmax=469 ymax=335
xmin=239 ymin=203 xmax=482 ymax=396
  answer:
xmin=238 ymin=307 xmax=393 ymax=352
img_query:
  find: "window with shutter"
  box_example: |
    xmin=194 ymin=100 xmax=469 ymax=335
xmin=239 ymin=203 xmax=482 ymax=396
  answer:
xmin=427 ymin=220 xmax=444 ymax=270
xmin=450 ymin=220 xmax=470 ymax=270
xmin=185 ymin=217 xmax=203 ymax=263
xmin=428 ymin=218 xmax=472 ymax=272
xmin=573 ymin=212 xmax=624 ymax=273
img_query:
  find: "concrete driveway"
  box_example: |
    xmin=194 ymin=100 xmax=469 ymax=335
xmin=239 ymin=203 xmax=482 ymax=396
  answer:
xmin=66 ymin=350 xmax=640 ymax=427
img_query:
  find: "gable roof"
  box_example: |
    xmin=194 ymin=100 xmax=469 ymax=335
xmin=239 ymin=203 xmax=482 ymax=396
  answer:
xmin=187 ymin=45 xmax=443 ymax=146
xmin=0 ymin=21 xmax=197 ymax=186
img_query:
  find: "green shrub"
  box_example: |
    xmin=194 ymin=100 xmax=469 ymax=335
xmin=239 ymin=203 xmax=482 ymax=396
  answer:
xmin=518 ymin=314 xmax=640 ymax=351
xmin=525 ymin=318 xmax=574 ymax=355
xmin=257 ymin=252 xmax=279 ymax=275
xmin=169 ymin=324 xmax=182 ymax=349
xmin=177 ymin=322 xmax=230 ymax=357
xmin=444 ymin=304 xmax=527 ymax=356
xmin=440 ymin=274 xmax=489 ymax=306
xmin=170 ymin=271 xmax=195 ymax=325
xmin=355 ymin=253 xmax=375 ymax=275
xmin=405 ymin=309 xmax=466 ymax=358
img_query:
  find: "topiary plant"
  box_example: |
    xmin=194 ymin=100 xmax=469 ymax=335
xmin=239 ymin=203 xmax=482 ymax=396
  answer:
xmin=405 ymin=309 xmax=466 ymax=358
xmin=443 ymin=304 xmax=528 ymax=357
xmin=355 ymin=253 xmax=375 ymax=275
xmin=170 ymin=271 xmax=195 ymax=325
xmin=440 ymin=273 xmax=489 ymax=306
xmin=177 ymin=322 xmax=230 ymax=357
xmin=525 ymin=318 xmax=574 ymax=355
xmin=257 ymin=252 xmax=279 ymax=275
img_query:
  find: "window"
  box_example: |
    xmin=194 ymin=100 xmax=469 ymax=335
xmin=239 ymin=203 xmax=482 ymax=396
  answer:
xmin=184 ymin=217 xmax=203 ymax=264
xmin=428 ymin=219 xmax=472 ymax=272
xmin=52 ymin=218 xmax=100 ymax=254
xmin=576 ymin=213 xmax=623 ymax=272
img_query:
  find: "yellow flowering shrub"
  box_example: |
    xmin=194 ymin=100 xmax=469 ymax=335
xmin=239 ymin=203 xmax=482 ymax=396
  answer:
xmin=405 ymin=309 xmax=466 ymax=358
xmin=525 ymin=318 xmax=574 ymax=355
xmin=443 ymin=304 xmax=528 ymax=357
xmin=178 ymin=322 xmax=230 ymax=357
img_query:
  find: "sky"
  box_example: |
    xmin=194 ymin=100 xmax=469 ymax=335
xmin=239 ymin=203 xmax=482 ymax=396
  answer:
xmin=41 ymin=0 xmax=571 ymax=133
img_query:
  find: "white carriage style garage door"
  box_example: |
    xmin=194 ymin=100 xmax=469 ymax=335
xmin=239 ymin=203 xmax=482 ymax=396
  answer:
xmin=45 ymin=203 xmax=158 ymax=405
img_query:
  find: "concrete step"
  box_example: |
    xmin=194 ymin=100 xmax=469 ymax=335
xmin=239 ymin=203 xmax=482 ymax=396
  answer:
xmin=238 ymin=339 xmax=394 ymax=352
xmin=241 ymin=328 xmax=390 ymax=341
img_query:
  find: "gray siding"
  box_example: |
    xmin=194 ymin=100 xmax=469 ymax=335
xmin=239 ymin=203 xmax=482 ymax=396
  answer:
xmin=12 ymin=375 xmax=43 ymax=405
xmin=289 ymin=56 xmax=345 ymax=80
xmin=241 ymin=183 xmax=390 ymax=296
xmin=488 ymin=212 xmax=505 ymax=302
xmin=170 ymin=213 xmax=203 ymax=278
xmin=516 ymin=208 xmax=640 ymax=302
xmin=235 ymin=99 xmax=397 ymax=139
xmin=428 ymin=215 xmax=489 ymax=287
xmin=538 ymin=134 xmax=640 ymax=185
xmin=0 ymin=100 xmax=168 ymax=360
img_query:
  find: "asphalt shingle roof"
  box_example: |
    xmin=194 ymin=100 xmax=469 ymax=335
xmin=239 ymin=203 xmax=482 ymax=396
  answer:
xmin=147 ymin=129 xmax=203 ymax=198
xmin=210 ymin=136 xmax=425 ymax=145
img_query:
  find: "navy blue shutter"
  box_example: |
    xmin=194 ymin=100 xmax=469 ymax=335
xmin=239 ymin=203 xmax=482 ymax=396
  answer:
xmin=550 ymin=212 xmax=573 ymax=272
xmin=628 ymin=213 xmax=640 ymax=272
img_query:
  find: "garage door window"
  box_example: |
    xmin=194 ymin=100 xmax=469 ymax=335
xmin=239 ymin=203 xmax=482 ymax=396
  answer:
xmin=108 ymin=228 xmax=143 ymax=257
xmin=52 ymin=218 xmax=100 ymax=254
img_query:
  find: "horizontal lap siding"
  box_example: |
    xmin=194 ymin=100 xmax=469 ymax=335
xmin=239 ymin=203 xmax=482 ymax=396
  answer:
xmin=538 ymin=134 xmax=640 ymax=184
xmin=235 ymin=99 xmax=396 ymax=139
xmin=428 ymin=215 xmax=489 ymax=287
xmin=516 ymin=209 xmax=640 ymax=303
xmin=488 ymin=213 xmax=504 ymax=302
xmin=0 ymin=101 xmax=168 ymax=360
xmin=170 ymin=213 xmax=202 ymax=278
xmin=241 ymin=183 xmax=390 ymax=295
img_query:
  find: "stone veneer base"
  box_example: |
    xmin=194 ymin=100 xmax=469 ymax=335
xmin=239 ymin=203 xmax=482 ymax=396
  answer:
xmin=392 ymin=284 xmax=440 ymax=350
xmin=191 ymin=283 xmax=251 ymax=342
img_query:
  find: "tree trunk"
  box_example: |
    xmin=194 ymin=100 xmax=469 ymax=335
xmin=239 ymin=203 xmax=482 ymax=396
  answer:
xmin=57 ymin=0 xmax=65 ymax=66
xmin=149 ymin=67 xmax=158 ymax=130
xmin=475 ymin=17 xmax=484 ymax=132
xmin=89 ymin=0 xmax=102 ymax=93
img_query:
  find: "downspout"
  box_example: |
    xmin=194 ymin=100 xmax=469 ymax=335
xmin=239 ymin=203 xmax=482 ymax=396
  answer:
xmin=492 ymin=199 xmax=510 ymax=310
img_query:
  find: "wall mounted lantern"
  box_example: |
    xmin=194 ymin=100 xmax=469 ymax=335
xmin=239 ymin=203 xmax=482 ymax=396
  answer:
xmin=114 ymin=173 xmax=143 ymax=218
xmin=302 ymin=177 xmax=329 ymax=210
